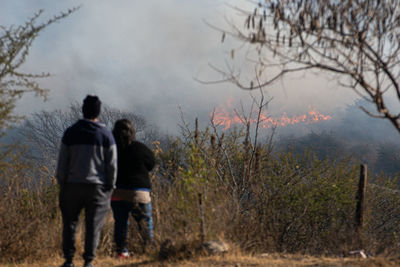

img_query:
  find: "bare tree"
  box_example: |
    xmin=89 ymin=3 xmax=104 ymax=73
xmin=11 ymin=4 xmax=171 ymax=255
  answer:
xmin=19 ymin=102 xmax=157 ymax=175
xmin=0 ymin=8 xmax=78 ymax=134
xmin=213 ymin=0 xmax=400 ymax=133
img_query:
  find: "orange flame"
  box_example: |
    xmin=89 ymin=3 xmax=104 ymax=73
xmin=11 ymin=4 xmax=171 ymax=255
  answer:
xmin=212 ymin=103 xmax=332 ymax=130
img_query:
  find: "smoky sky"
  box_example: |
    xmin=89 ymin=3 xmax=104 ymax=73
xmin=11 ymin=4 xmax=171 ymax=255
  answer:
xmin=1 ymin=0 xmax=380 ymax=135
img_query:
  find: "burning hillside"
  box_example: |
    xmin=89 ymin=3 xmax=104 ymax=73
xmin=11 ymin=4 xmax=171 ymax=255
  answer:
xmin=211 ymin=101 xmax=332 ymax=130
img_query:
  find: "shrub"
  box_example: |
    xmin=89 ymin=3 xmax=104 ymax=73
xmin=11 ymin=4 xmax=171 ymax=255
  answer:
xmin=0 ymin=158 xmax=61 ymax=262
xmin=1 ymin=122 xmax=399 ymax=263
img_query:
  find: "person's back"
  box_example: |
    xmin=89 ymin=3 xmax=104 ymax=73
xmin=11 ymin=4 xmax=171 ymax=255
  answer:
xmin=115 ymin=140 xmax=155 ymax=189
xmin=56 ymin=95 xmax=117 ymax=267
xmin=57 ymin=119 xmax=116 ymax=186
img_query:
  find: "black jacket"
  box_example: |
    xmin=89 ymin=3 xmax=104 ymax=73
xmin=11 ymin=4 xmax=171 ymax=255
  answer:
xmin=115 ymin=140 xmax=155 ymax=189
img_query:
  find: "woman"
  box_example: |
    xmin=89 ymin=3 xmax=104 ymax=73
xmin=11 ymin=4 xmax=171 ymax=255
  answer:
xmin=111 ymin=119 xmax=156 ymax=258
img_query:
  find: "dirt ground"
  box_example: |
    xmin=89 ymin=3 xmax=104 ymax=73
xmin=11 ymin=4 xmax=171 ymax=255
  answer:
xmin=2 ymin=253 xmax=400 ymax=267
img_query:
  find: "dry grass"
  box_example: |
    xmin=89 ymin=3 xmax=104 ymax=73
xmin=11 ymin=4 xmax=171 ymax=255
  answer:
xmin=1 ymin=125 xmax=400 ymax=264
xmin=1 ymin=253 xmax=399 ymax=267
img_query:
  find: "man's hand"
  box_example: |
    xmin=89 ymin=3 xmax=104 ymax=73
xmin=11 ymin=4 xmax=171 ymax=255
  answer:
xmin=102 ymin=184 xmax=114 ymax=192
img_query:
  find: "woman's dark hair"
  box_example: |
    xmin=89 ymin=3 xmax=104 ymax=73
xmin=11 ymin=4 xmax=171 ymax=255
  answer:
xmin=112 ymin=119 xmax=136 ymax=150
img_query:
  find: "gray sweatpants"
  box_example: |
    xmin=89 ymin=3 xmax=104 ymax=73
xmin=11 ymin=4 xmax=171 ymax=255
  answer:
xmin=59 ymin=183 xmax=112 ymax=263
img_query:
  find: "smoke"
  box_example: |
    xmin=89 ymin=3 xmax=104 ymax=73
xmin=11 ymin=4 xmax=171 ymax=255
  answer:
xmin=5 ymin=1 xmax=241 ymax=131
xmin=3 ymin=0 xmax=390 ymax=136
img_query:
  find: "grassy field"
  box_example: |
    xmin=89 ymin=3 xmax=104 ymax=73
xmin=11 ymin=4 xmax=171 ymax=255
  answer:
xmin=1 ymin=125 xmax=400 ymax=265
xmin=1 ymin=253 xmax=399 ymax=267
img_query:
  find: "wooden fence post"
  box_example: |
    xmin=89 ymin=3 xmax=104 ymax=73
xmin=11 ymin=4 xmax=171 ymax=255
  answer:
xmin=355 ymin=164 xmax=367 ymax=230
xmin=198 ymin=193 xmax=205 ymax=243
xmin=195 ymin=118 xmax=199 ymax=146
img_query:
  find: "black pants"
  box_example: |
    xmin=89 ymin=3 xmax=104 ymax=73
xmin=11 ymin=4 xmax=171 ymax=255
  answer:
xmin=59 ymin=183 xmax=112 ymax=263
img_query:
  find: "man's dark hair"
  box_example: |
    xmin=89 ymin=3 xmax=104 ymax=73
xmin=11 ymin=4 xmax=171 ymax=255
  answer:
xmin=112 ymin=119 xmax=136 ymax=150
xmin=82 ymin=95 xmax=101 ymax=119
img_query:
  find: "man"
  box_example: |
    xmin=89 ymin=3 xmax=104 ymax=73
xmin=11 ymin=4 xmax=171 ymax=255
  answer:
xmin=56 ymin=95 xmax=117 ymax=267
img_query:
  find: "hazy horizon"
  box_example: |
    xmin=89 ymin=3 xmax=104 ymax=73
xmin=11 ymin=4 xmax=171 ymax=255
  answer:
xmin=2 ymin=0 xmax=397 ymax=138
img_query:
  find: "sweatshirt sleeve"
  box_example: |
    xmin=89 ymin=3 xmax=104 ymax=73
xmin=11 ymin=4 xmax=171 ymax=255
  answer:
xmin=56 ymin=142 xmax=69 ymax=185
xmin=104 ymin=141 xmax=118 ymax=188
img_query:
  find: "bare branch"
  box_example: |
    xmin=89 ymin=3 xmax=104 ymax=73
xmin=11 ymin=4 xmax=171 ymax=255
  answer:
xmin=209 ymin=0 xmax=400 ymax=133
